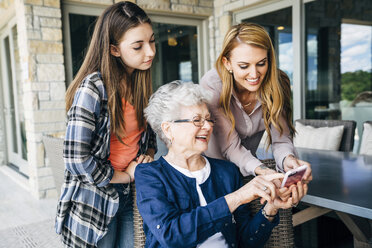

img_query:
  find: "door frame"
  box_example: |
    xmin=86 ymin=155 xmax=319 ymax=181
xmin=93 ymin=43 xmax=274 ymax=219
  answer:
xmin=0 ymin=18 xmax=29 ymax=175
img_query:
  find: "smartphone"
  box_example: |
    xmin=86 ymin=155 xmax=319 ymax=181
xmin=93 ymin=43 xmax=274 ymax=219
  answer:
xmin=280 ymin=165 xmax=307 ymax=188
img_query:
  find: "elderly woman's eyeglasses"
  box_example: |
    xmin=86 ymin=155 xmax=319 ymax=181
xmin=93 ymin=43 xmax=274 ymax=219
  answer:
xmin=172 ymin=116 xmax=216 ymax=127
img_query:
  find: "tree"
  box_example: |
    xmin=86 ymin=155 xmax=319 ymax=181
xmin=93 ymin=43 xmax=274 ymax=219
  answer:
xmin=341 ymin=70 xmax=372 ymax=101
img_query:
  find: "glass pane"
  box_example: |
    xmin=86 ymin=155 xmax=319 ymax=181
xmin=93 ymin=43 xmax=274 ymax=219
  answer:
xmin=305 ymin=0 xmax=372 ymax=152
xmin=68 ymin=15 xmax=199 ymax=91
xmin=242 ymin=7 xmax=293 ymax=86
xmin=69 ymin=14 xmax=97 ymax=78
xmin=151 ymin=23 xmax=198 ymax=91
xmin=4 ymin=36 xmax=18 ymax=154
xmin=11 ymin=25 xmax=27 ymax=160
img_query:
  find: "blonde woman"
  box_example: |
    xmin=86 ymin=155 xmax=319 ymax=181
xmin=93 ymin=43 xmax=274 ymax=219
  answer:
xmin=200 ymin=23 xmax=312 ymax=193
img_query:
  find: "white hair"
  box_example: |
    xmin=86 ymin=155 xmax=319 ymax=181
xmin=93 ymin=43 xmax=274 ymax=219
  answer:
xmin=144 ymin=81 xmax=212 ymax=147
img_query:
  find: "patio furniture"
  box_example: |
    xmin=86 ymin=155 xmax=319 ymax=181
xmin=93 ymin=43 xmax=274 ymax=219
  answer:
xmin=42 ymin=134 xmax=65 ymax=197
xmin=359 ymin=121 xmax=372 ymax=155
xmin=295 ymin=119 xmax=357 ymax=152
xmin=132 ymin=159 xmax=295 ymax=248
xmin=293 ymin=148 xmax=372 ymax=247
xmin=132 ymin=183 xmax=146 ymax=248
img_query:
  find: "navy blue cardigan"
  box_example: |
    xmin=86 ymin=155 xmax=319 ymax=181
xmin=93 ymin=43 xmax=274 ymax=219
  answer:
xmin=135 ymin=156 xmax=279 ymax=248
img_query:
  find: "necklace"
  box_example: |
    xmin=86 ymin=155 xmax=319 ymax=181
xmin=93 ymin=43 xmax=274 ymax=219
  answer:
xmin=243 ymin=98 xmax=257 ymax=108
xmin=243 ymin=102 xmax=252 ymax=108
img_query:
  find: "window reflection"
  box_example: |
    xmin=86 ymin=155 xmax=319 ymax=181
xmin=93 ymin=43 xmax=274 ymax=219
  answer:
xmin=69 ymin=14 xmax=97 ymax=78
xmin=243 ymin=7 xmax=293 ymax=86
xmin=340 ymin=23 xmax=372 ymax=152
xmin=305 ymin=0 xmax=372 ymax=124
xmin=68 ymin=15 xmax=199 ymax=91
xmin=151 ymin=23 xmax=198 ymax=91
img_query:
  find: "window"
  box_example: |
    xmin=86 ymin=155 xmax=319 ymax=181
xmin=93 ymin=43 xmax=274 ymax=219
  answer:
xmin=62 ymin=4 xmax=208 ymax=90
xmin=151 ymin=22 xmax=198 ymax=91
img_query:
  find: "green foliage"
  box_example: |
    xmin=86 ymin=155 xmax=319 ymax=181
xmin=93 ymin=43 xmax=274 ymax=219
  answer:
xmin=341 ymin=70 xmax=372 ymax=101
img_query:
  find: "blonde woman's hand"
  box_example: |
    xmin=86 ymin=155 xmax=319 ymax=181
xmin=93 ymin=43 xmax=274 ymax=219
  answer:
xmin=283 ymin=155 xmax=313 ymax=183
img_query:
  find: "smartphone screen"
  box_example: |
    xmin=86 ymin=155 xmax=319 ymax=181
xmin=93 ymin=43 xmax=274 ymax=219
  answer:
xmin=281 ymin=165 xmax=307 ymax=188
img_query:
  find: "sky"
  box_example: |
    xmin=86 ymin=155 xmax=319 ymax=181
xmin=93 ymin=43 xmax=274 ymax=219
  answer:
xmin=341 ymin=23 xmax=372 ymax=73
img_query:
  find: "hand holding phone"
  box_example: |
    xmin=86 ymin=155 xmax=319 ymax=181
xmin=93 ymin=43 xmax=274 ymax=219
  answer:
xmin=280 ymin=165 xmax=307 ymax=188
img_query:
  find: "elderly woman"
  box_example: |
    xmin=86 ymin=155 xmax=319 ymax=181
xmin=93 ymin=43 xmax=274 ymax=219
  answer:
xmin=135 ymin=81 xmax=307 ymax=248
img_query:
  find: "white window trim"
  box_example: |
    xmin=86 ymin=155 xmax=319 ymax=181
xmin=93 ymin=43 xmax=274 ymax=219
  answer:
xmin=62 ymin=2 xmax=209 ymax=85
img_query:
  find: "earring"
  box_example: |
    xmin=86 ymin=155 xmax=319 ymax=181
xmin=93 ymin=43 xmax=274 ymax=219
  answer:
xmin=228 ymin=70 xmax=233 ymax=74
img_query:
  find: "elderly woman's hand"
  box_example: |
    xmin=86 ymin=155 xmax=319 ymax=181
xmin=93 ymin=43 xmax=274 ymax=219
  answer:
xmin=268 ymin=181 xmax=308 ymax=210
xmin=283 ymin=155 xmax=313 ymax=184
xmin=225 ymin=173 xmax=286 ymax=213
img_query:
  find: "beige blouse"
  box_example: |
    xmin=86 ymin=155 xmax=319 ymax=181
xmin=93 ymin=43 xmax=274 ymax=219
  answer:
xmin=200 ymin=68 xmax=296 ymax=176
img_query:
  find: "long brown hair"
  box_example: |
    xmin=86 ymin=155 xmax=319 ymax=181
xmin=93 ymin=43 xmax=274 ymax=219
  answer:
xmin=215 ymin=23 xmax=295 ymax=147
xmin=65 ymin=1 xmax=152 ymax=139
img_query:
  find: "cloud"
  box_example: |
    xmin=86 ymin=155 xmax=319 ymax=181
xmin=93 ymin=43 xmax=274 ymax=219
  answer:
xmin=342 ymin=43 xmax=370 ymax=57
xmin=307 ymin=39 xmax=317 ymax=57
xmin=279 ymin=42 xmax=293 ymax=73
xmin=341 ymin=24 xmax=371 ymax=48
xmin=341 ymin=24 xmax=371 ymax=73
xmin=341 ymin=55 xmax=371 ymax=73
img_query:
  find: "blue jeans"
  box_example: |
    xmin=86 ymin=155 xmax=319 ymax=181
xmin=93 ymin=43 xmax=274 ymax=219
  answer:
xmin=98 ymin=184 xmax=134 ymax=248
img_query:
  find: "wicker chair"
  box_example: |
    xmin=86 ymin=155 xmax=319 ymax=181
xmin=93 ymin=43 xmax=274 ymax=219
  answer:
xmin=42 ymin=134 xmax=65 ymax=197
xmin=132 ymin=159 xmax=294 ymax=248
xmin=295 ymin=119 xmax=357 ymax=152
xmin=243 ymin=159 xmax=294 ymax=248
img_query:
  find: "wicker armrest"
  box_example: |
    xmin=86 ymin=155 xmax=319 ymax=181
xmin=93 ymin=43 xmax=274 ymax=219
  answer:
xmin=132 ymin=183 xmax=146 ymax=248
xmin=243 ymin=159 xmax=294 ymax=248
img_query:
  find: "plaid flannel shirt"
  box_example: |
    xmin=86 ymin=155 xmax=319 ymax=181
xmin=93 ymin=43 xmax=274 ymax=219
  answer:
xmin=55 ymin=72 xmax=157 ymax=247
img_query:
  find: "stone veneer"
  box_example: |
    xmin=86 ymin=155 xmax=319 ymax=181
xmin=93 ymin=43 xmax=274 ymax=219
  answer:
xmin=0 ymin=0 xmax=66 ymax=198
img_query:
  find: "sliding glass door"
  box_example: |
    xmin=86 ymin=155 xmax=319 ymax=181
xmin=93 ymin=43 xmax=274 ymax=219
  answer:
xmin=0 ymin=23 xmax=28 ymax=175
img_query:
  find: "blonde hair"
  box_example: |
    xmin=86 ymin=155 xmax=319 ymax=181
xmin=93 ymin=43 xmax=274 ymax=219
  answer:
xmin=65 ymin=2 xmax=152 ymax=140
xmin=215 ymin=23 xmax=295 ymax=147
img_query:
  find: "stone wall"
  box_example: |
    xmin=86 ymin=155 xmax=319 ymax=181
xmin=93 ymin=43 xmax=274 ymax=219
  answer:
xmin=211 ymin=0 xmax=264 ymax=59
xmin=16 ymin=0 xmax=66 ymax=198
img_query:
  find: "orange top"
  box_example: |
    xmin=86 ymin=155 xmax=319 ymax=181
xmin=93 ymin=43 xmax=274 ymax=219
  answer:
xmin=109 ymin=100 xmax=144 ymax=171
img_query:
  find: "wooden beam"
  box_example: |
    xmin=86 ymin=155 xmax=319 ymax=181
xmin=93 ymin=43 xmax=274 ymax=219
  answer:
xmin=336 ymin=211 xmax=369 ymax=243
xmin=293 ymin=206 xmax=332 ymax=227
